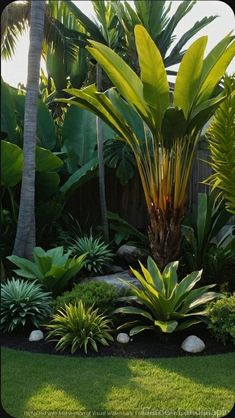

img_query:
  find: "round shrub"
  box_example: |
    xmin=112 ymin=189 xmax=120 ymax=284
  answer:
xmin=207 ymin=293 xmax=235 ymax=345
xmin=68 ymin=234 xmax=113 ymax=274
xmin=1 ymin=278 xmax=52 ymax=333
xmin=53 ymin=280 xmax=123 ymax=314
xmin=46 ymin=300 xmax=114 ymax=354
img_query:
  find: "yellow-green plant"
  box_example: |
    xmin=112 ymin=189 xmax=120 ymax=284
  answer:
xmin=205 ymin=74 xmax=235 ymax=215
xmin=46 ymin=301 xmax=114 ymax=354
xmin=59 ymin=26 xmax=235 ymax=268
xmin=114 ymin=257 xmax=220 ymax=335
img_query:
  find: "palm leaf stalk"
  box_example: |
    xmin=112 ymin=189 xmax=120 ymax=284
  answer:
xmin=58 ymin=27 xmax=235 ymax=268
xmin=205 ymin=74 xmax=235 ymax=215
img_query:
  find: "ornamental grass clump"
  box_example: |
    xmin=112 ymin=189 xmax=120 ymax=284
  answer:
xmin=46 ymin=301 xmax=114 ymax=354
xmin=1 ymin=278 xmax=52 ymax=333
xmin=115 ymin=257 xmax=220 ymax=335
xmin=68 ymin=234 xmax=113 ymax=274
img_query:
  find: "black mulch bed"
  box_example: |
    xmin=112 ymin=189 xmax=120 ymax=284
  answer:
xmin=2 ymin=324 xmax=235 ymax=359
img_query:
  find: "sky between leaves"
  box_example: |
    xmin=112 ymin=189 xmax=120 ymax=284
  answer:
xmin=1 ymin=0 xmax=235 ymax=87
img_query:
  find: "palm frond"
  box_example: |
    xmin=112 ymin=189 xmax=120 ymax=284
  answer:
xmin=1 ymin=1 xmax=29 ymax=60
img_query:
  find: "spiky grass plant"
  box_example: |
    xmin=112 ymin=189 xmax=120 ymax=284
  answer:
xmin=46 ymin=301 xmax=114 ymax=354
xmin=68 ymin=234 xmax=113 ymax=274
xmin=1 ymin=278 xmax=52 ymax=333
xmin=206 ymin=74 xmax=235 ymax=215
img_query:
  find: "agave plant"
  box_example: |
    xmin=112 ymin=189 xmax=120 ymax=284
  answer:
xmin=46 ymin=300 xmax=114 ymax=354
xmin=114 ymin=257 xmax=220 ymax=335
xmin=205 ymin=74 xmax=235 ymax=215
xmin=1 ymin=278 xmax=52 ymax=333
xmin=59 ymin=26 xmax=235 ymax=268
xmin=7 ymin=246 xmax=86 ymax=295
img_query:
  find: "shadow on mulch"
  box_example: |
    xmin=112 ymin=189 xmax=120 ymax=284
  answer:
xmin=1 ymin=323 xmax=235 ymax=359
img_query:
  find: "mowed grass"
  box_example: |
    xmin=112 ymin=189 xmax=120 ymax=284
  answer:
xmin=2 ymin=348 xmax=235 ymax=418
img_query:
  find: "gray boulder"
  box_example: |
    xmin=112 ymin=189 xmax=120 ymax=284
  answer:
xmin=116 ymin=333 xmax=130 ymax=344
xmin=181 ymin=335 xmax=205 ymax=353
xmin=116 ymin=245 xmax=148 ymax=264
xmin=29 ymin=330 xmax=44 ymax=342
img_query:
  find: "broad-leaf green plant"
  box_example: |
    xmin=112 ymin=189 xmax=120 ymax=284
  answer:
xmin=7 ymin=247 xmax=86 ymax=295
xmin=46 ymin=300 xmax=114 ymax=354
xmin=114 ymin=257 xmax=220 ymax=335
xmin=60 ymin=26 xmax=235 ymax=268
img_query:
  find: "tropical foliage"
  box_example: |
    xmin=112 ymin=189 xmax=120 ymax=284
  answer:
xmin=114 ymin=257 xmax=220 ymax=335
xmin=207 ymin=294 xmax=235 ymax=345
xmin=46 ymin=300 xmax=114 ymax=354
xmin=1 ymin=278 xmax=52 ymax=333
xmin=53 ymin=281 xmax=122 ymax=314
xmin=68 ymin=233 xmax=113 ymax=274
xmin=7 ymin=247 xmax=86 ymax=295
xmin=181 ymin=192 xmax=235 ymax=278
xmin=205 ymin=74 xmax=235 ymax=215
xmin=61 ymin=26 xmax=235 ymax=267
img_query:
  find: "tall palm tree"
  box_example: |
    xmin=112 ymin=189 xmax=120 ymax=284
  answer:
xmin=13 ymin=0 xmax=46 ymax=258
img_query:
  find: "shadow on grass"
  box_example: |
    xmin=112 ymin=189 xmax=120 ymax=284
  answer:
xmin=2 ymin=348 xmax=235 ymax=417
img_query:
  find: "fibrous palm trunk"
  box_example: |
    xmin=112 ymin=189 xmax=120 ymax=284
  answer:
xmin=148 ymin=206 xmax=185 ymax=270
xmin=96 ymin=64 xmax=109 ymax=242
xmin=13 ymin=0 xmax=45 ymax=258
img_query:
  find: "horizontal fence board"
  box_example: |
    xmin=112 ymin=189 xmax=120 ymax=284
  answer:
xmin=67 ymin=150 xmax=234 ymax=231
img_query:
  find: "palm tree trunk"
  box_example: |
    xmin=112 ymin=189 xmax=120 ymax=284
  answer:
xmin=96 ymin=64 xmax=109 ymax=242
xmin=13 ymin=0 xmax=45 ymax=258
xmin=148 ymin=206 xmax=185 ymax=270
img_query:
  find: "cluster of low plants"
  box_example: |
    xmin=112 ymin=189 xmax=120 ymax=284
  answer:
xmin=7 ymin=246 xmax=86 ymax=295
xmin=45 ymin=301 xmax=114 ymax=354
xmin=68 ymin=233 xmax=113 ymax=274
xmin=207 ymin=294 xmax=235 ymax=345
xmin=53 ymin=280 xmax=124 ymax=314
xmin=1 ymin=278 xmax=52 ymax=333
xmin=114 ymin=257 xmax=220 ymax=336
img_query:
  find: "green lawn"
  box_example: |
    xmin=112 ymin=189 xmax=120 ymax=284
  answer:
xmin=2 ymin=348 xmax=235 ymax=418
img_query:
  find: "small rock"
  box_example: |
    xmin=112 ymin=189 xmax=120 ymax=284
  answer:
xmin=116 ymin=245 xmax=148 ymax=265
xmin=181 ymin=335 xmax=205 ymax=353
xmin=29 ymin=330 xmax=44 ymax=342
xmin=116 ymin=333 xmax=130 ymax=344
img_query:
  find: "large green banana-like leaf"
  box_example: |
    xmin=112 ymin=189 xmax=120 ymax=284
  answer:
xmin=35 ymin=147 xmax=63 ymax=172
xmin=1 ymin=81 xmax=19 ymax=144
xmin=1 ymin=140 xmax=63 ymax=188
xmin=61 ymin=89 xmax=137 ymax=147
xmin=107 ymin=88 xmax=145 ymax=142
xmin=62 ymin=105 xmax=97 ymax=173
xmin=86 ymin=40 xmax=150 ymax=122
xmin=1 ymin=140 xmax=23 ymax=187
xmin=134 ymin=25 xmax=169 ymax=128
xmin=60 ymin=157 xmax=98 ymax=195
xmin=174 ymin=36 xmax=208 ymax=118
xmin=195 ymin=40 xmax=235 ymax=105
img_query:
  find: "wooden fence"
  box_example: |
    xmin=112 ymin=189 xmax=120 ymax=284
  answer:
xmin=67 ymin=149 xmax=234 ymax=231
